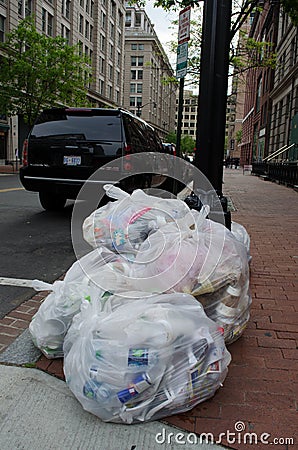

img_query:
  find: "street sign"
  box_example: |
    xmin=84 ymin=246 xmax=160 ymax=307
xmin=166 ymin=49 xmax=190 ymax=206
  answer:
xmin=178 ymin=5 xmax=191 ymax=44
xmin=176 ymin=42 xmax=188 ymax=78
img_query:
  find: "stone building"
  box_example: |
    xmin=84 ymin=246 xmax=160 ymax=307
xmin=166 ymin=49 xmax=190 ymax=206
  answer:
xmin=123 ymin=4 xmax=176 ymax=140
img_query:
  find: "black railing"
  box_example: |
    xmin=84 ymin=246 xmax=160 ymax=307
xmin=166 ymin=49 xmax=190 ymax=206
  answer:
xmin=252 ymin=162 xmax=298 ymax=187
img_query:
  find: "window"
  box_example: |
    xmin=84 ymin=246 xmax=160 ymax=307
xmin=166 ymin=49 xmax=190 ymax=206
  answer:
xmin=99 ymin=56 xmax=105 ymax=73
xmin=86 ymin=0 xmax=90 ymax=14
xmin=130 ymin=83 xmax=136 ymax=93
xmin=138 ymin=44 xmax=144 ymax=50
xmin=66 ymin=0 xmax=71 ymax=19
xmin=80 ymin=0 xmax=84 ymax=6
xmin=117 ymin=31 xmax=121 ymax=47
xmin=109 ymin=64 xmax=113 ymax=79
xmin=42 ymin=8 xmax=46 ymax=32
xmin=91 ymin=1 xmax=94 ymax=17
xmin=0 ymin=15 xmax=5 ymax=43
xmin=61 ymin=24 xmax=70 ymax=44
xmin=101 ymin=12 xmax=106 ymax=28
xmin=135 ymin=12 xmax=141 ymax=26
xmin=112 ymin=1 xmax=116 ymax=16
xmin=108 ymin=85 xmax=112 ymax=99
xmin=47 ymin=13 xmax=53 ymax=37
xmin=256 ymin=77 xmax=262 ymax=113
xmin=109 ymin=43 xmax=114 ymax=58
xmin=125 ymin=12 xmax=131 ymax=27
xmin=25 ymin=0 xmax=32 ymax=16
xmin=100 ymin=34 xmax=105 ymax=52
xmin=85 ymin=20 xmax=89 ymax=39
xmin=90 ymin=25 xmax=93 ymax=41
xmin=62 ymin=0 xmax=70 ymax=19
xmin=131 ymin=70 xmax=136 ymax=80
xmin=130 ymin=96 xmax=135 ymax=107
xmin=131 ymin=56 xmax=143 ymax=67
xmin=110 ymin=23 xmax=115 ymax=39
xmin=131 ymin=44 xmax=137 ymax=50
xmin=137 ymin=84 xmax=142 ymax=93
xmin=18 ymin=0 xmax=23 ymax=15
xmin=99 ymin=79 xmax=104 ymax=95
xmin=79 ymin=15 xmax=83 ymax=34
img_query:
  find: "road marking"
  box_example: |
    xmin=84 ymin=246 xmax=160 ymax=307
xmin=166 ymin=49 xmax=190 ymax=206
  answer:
xmin=0 ymin=277 xmax=52 ymax=290
xmin=0 ymin=187 xmax=24 ymax=193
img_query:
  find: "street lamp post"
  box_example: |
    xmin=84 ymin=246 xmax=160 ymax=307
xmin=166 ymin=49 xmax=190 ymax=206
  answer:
xmin=193 ymin=0 xmax=232 ymax=228
xmin=136 ymin=101 xmax=156 ymax=117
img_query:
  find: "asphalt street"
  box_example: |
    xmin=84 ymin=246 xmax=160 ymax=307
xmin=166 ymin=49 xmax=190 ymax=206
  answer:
xmin=0 ymin=174 xmax=77 ymax=318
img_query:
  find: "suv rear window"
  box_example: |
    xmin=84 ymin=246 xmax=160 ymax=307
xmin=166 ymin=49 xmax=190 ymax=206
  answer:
xmin=31 ymin=111 xmax=122 ymax=141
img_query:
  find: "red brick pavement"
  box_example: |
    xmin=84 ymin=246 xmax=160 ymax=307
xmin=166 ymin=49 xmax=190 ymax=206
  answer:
xmin=0 ymin=169 xmax=297 ymax=449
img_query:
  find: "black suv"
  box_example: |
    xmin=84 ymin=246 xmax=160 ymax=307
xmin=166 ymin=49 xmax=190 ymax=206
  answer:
xmin=20 ymin=107 xmax=164 ymax=210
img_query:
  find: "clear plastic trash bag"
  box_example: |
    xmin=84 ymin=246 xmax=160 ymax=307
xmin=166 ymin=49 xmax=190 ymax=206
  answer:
xmin=130 ymin=211 xmax=251 ymax=344
xmin=82 ymin=184 xmax=190 ymax=254
xmin=63 ymin=292 xmax=231 ymax=424
xmin=231 ymin=221 xmax=251 ymax=263
xmin=29 ymin=247 xmax=132 ymax=358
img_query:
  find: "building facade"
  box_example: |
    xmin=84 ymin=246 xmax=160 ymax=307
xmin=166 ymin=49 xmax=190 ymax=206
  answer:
xmin=241 ymin=0 xmax=280 ymax=165
xmin=175 ymin=89 xmax=198 ymax=139
xmin=269 ymin=10 xmax=298 ymax=161
xmin=123 ymin=5 xmax=176 ymax=140
xmin=0 ymin=0 xmax=127 ymax=162
xmin=0 ymin=1 xmax=176 ymax=161
xmin=240 ymin=1 xmax=298 ymax=165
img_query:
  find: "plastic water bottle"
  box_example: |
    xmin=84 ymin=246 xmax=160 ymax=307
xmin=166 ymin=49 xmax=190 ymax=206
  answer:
xmin=83 ymin=379 xmax=113 ymax=403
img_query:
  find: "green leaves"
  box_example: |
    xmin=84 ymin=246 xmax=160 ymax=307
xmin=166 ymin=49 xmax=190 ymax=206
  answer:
xmin=0 ymin=17 xmax=91 ymax=126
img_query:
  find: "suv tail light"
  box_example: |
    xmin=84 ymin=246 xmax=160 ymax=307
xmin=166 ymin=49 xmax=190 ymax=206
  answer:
xmin=124 ymin=143 xmax=132 ymax=154
xmin=22 ymin=139 xmax=28 ymax=166
xmin=124 ymin=143 xmax=132 ymax=170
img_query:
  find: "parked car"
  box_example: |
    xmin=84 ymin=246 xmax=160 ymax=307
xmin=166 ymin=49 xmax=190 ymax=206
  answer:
xmin=162 ymin=142 xmax=176 ymax=156
xmin=20 ymin=107 xmax=165 ymax=210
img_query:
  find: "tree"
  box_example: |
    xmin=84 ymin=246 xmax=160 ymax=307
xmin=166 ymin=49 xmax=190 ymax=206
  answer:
xmin=0 ymin=17 xmax=92 ymax=126
xmin=132 ymin=0 xmax=298 ymax=27
xmin=181 ymin=134 xmax=196 ymax=153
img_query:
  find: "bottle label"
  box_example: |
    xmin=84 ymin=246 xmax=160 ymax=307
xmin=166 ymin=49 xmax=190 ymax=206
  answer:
xmin=128 ymin=348 xmax=149 ymax=367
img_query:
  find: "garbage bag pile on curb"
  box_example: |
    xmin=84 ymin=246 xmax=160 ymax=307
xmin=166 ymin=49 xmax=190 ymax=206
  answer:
xmin=63 ymin=293 xmax=231 ymax=424
xmin=29 ymin=184 xmax=252 ymax=423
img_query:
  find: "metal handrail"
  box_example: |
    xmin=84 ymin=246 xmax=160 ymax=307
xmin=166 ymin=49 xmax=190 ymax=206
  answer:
xmin=263 ymin=145 xmax=287 ymax=161
xmin=265 ymin=143 xmax=295 ymax=162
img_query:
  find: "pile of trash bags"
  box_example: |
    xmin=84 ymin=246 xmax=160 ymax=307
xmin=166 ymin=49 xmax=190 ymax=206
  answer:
xmin=29 ymin=184 xmax=252 ymax=423
xmin=63 ymin=293 xmax=231 ymax=423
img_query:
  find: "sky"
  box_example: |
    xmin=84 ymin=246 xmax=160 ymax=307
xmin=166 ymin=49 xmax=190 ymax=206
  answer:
xmin=144 ymin=1 xmax=178 ymax=57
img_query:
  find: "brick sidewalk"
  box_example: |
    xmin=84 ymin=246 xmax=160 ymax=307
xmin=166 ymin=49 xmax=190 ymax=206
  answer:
xmin=0 ymin=169 xmax=297 ymax=449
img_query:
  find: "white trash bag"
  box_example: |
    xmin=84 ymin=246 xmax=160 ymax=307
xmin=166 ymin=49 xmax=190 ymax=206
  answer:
xmin=82 ymin=184 xmax=190 ymax=254
xmin=63 ymin=292 xmax=231 ymax=424
xmin=231 ymin=221 xmax=251 ymax=262
xmin=29 ymin=247 xmax=132 ymax=358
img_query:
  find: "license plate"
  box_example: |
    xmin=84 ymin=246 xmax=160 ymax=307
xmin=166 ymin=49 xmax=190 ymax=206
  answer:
xmin=63 ymin=156 xmax=81 ymax=166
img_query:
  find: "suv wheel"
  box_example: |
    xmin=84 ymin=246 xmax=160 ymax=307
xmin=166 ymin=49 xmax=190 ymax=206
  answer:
xmin=39 ymin=192 xmax=67 ymax=211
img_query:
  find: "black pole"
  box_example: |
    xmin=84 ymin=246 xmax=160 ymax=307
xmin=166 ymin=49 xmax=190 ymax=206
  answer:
xmin=194 ymin=0 xmax=232 ymax=196
xmin=175 ymin=77 xmax=184 ymax=159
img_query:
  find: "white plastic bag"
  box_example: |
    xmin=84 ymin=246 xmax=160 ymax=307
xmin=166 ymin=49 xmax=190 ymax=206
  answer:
xmin=29 ymin=248 xmax=132 ymax=358
xmin=231 ymin=221 xmax=251 ymax=262
xmin=63 ymin=292 xmax=231 ymax=424
xmin=83 ymin=184 xmax=190 ymax=254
